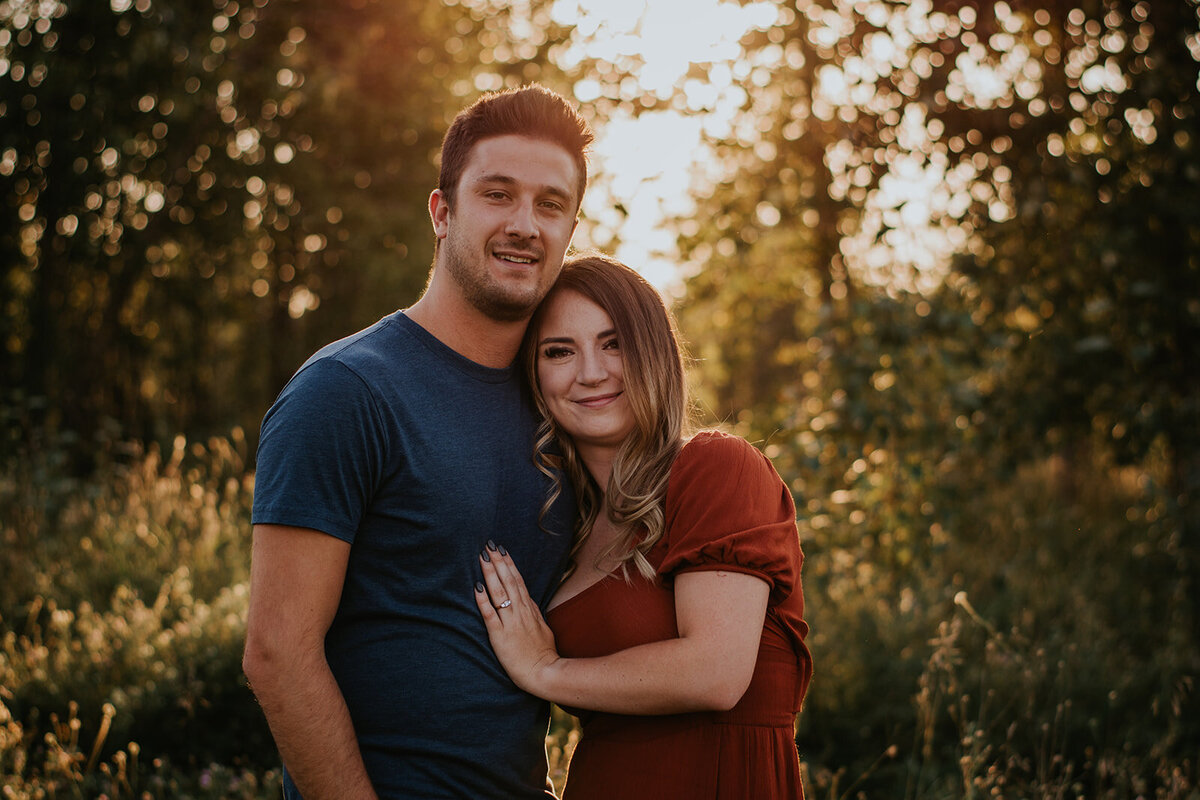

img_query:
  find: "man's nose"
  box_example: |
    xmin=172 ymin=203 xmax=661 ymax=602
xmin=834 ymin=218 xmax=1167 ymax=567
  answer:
xmin=505 ymin=200 xmax=538 ymax=239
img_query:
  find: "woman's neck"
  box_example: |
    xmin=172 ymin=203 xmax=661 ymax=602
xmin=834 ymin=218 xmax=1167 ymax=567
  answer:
xmin=578 ymin=445 xmax=616 ymax=492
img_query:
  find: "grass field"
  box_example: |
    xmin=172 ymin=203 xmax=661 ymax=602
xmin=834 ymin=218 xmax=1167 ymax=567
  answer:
xmin=2 ymin=432 xmax=1196 ymax=798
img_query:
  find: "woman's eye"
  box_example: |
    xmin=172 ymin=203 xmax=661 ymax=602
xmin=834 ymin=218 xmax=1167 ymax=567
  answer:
xmin=543 ymin=346 xmax=571 ymax=359
xmin=603 ymin=338 xmax=620 ymax=351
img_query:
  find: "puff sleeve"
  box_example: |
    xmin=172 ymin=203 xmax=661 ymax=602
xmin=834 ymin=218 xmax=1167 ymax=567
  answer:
xmin=657 ymin=431 xmax=801 ymax=606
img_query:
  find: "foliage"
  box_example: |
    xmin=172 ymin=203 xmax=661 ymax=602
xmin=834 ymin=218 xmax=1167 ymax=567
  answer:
xmin=676 ymin=0 xmax=1199 ymax=484
xmin=0 ymin=429 xmax=575 ymax=797
xmin=0 ymin=0 xmax=570 ymax=452
xmin=795 ymin=436 xmax=1198 ymax=797
xmin=0 ymin=432 xmax=278 ymax=793
xmin=666 ymin=0 xmax=1200 ymax=795
xmin=3 ymin=433 xmax=1196 ymax=797
xmin=3 ymin=0 xmax=1199 ymax=796
xmin=0 ymin=696 xmax=280 ymax=800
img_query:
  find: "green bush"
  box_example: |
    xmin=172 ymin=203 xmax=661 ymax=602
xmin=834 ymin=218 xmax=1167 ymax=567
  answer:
xmin=2 ymin=428 xmax=1196 ymax=798
xmin=1 ymin=431 xmax=278 ymax=795
xmin=796 ymin=438 xmax=1199 ymax=799
xmin=0 ymin=696 xmax=280 ymax=800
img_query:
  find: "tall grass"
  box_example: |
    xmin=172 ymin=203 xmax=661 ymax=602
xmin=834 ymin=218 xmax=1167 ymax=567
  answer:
xmin=2 ymin=431 xmax=1196 ymax=798
xmin=1 ymin=431 xmax=279 ymax=797
xmin=798 ymin=440 xmax=1199 ymax=799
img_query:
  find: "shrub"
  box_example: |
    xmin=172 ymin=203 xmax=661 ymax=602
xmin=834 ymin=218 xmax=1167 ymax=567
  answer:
xmin=2 ymin=427 xmax=1196 ymax=798
xmin=1 ymin=431 xmax=278 ymax=793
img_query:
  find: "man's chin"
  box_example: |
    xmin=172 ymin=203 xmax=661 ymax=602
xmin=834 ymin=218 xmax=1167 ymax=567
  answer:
xmin=470 ymin=290 xmax=542 ymax=323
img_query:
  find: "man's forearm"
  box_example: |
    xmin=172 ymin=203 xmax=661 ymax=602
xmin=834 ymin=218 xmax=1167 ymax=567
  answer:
xmin=249 ymin=657 xmax=377 ymax=800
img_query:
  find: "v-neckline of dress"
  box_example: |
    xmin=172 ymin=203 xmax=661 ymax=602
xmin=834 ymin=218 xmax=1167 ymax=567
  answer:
xmin=546 ymin=570 xmax=620 ymax=617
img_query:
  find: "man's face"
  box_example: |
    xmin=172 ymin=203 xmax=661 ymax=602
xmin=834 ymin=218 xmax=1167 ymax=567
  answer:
xmin=430 ymin=135 xmax=580 ymax=322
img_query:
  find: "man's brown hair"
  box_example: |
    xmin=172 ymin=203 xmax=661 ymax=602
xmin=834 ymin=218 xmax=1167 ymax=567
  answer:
xmin=438 ymin=84 xmax=593 ymax=212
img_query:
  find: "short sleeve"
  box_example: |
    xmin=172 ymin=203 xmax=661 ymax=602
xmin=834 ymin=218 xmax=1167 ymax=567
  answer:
xmin=657 ymin=431 xmax=800 ymax=605
xmin=251 ymin=358 xmax=387 ymax=542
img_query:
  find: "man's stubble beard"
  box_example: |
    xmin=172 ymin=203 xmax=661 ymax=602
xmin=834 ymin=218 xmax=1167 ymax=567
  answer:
xmin=442 ymin=234 xmax=549 ymax=323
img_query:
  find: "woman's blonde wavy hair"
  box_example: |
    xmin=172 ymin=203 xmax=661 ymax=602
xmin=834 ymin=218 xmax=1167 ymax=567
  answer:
xmin=522 ymin=252 xmax=692 ymax=581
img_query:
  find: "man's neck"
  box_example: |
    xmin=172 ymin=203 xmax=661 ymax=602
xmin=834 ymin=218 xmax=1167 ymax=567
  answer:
xmin=405 ymin=284 xmax=528 ymax=369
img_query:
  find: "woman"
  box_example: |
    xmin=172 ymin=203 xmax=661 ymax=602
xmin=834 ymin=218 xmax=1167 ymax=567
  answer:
xmin=474 ymin=253 xmax=812 ymax=799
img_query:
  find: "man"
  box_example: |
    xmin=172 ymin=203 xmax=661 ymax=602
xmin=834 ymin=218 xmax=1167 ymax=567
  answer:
xmin=243 ymin=85 xmax=593 ymax=799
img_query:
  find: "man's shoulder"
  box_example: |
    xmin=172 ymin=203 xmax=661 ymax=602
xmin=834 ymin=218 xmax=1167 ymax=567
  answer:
xmin=298 ymin=312 xmax=408 ymax=376
xmin=277 ymin=311 xmax=526 ymax=417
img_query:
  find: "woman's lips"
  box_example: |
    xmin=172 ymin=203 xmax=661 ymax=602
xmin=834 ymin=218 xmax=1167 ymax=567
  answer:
xmin=573 ymin=391 xmax=622 ymax=408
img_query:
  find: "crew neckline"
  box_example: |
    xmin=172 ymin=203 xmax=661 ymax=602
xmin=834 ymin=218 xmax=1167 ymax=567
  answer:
xmin=392 ymin=310 xmax=517 ymax=385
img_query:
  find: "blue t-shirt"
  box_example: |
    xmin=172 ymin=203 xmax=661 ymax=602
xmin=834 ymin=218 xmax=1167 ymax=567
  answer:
xmin=252 ymin=311 xmax=574 ymax=799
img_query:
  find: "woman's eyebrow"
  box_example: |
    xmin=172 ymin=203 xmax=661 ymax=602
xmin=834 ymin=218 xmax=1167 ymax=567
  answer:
xmin=539 ymin=328 xmax=616 ymax=346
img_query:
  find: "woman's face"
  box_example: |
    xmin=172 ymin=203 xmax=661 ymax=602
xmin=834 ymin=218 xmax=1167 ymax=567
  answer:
xmin=535 ymin=289 xmax=635 ymax=456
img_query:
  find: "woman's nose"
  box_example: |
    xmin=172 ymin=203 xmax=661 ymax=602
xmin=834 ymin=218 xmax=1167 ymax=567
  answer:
xmin=576 ymin=349 xmax=607 ymax=384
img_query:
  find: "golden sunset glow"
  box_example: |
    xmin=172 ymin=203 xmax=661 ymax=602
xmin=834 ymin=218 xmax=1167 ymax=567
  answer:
xmin=552 ymin=0 xmax=778 ymax=292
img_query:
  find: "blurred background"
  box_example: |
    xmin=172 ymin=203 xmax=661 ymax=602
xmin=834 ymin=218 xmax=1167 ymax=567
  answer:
xmin=1 ymin=0 xmax=1197 ymax=796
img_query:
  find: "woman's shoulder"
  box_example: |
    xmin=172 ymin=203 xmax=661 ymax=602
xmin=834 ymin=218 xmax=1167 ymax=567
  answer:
xmin=670 ymin=430 xmax=782 ymax=494
xmin=676 ymin=430 xmax=765 ymax=470
xmin=658 ymin=430 xmax=799 ymax=588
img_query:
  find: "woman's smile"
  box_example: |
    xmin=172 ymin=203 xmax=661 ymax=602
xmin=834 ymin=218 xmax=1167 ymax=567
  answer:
xmin=535 ymin=289 xmax=636 ymax=459
xmin=573 ymin=391 xmax=623 ymax=408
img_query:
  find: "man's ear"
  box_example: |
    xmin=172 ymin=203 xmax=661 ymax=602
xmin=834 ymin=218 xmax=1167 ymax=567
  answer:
xmin=429 ymin=189 xmax=450 ymax=239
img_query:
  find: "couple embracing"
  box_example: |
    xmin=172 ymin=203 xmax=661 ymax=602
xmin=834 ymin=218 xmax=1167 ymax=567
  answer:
xmin=244 ymin=85 xmax=811 ymax=800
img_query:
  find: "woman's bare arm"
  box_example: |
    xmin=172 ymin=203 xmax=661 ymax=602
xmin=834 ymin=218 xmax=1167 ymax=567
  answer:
xmin=475 ymin=549 xmax=767 ymax=714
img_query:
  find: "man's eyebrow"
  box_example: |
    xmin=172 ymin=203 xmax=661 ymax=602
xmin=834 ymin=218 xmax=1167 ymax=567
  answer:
xmin=475 ymin=173 xmax=517 ymax=187
xmin=474 ymin=173 xmax=573 ymax=202
xmin=539 ymin=184 xmax=573 ymax=203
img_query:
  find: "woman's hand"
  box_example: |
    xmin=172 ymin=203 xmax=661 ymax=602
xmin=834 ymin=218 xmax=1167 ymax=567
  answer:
xmin=475 ymin=542 xmax=770 ymax=714
xmin=474 ymin=542 xmax=562 ymax=696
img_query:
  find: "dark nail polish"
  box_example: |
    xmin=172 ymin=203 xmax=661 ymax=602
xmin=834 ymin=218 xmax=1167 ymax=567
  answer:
xmin=486 ymin=539 xmax=498 ymax=551
xmin=475 ymin=581 xmax=485 ymax=593
xmin=498 ymin=544 xmax=508 ymax=557
xmin=481 ymin=549 xmax=490 ymax=562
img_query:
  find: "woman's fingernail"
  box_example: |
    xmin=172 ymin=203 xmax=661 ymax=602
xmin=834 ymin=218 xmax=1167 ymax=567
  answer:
xmin=481 ymin=549 xmax=490 ymax=562
xmin=486 ymin=539 xmax=498 ymax=551
xmin=475 ymin=581 xmax=485 ymax=593
xmin=498 ymin=544 xmax=508 ymax=557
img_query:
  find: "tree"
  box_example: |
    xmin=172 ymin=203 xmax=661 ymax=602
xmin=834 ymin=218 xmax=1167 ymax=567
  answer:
xmin=1 ymin=0 xmax=272 ymax=449
xmin=666 ymin=0 xmax=1199 ymax=789
xmin=0 ymin=0 xmax=570 ymax=454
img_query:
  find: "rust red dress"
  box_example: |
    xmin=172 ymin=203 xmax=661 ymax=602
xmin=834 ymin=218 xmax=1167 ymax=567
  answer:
xmin=546 ymin=431 xmax=812 ymax=799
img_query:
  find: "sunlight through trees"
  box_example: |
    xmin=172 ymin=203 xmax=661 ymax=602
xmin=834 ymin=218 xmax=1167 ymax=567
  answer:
xmin=2 ymin=0 xmax=1197 ymax=796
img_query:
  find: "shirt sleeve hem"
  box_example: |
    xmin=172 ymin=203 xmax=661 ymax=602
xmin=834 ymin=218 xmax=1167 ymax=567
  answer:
xmin=249 ymin=509 xmax=357 ymax=544
xmin=667 ymin=562 xmax=775 ymax=588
